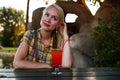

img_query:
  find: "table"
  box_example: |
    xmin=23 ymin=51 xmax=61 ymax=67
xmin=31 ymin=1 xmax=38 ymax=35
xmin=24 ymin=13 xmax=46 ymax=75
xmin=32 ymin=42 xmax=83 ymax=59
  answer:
xmin=0 ymin=68 xmax=120 ymax=80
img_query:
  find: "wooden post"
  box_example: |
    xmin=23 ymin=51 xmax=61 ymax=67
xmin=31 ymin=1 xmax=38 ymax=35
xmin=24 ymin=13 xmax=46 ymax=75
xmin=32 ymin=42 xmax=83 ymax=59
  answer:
xmin=26 ymin=0 xmax=30 ymax=31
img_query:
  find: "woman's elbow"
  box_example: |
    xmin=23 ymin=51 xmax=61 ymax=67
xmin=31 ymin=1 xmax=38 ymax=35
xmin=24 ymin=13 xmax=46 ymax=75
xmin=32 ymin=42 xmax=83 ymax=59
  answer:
xmin=13 ymin=60 xmax=20 ymax=69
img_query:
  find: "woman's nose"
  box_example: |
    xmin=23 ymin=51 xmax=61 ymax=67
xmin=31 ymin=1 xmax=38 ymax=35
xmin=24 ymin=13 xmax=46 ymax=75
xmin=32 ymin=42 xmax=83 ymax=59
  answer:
xmin=46 ymin=17 xmax=51 ymax=22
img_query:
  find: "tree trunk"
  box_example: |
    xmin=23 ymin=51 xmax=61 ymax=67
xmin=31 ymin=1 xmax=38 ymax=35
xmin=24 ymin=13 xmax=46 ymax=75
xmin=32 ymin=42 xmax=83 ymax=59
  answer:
xmin=56 ymin=1 xmax=93 ymax=34
xmin=92 ymin=0 xmax=119 ymax=28
xmin=26 ymin=0 xmax=30 ymax=30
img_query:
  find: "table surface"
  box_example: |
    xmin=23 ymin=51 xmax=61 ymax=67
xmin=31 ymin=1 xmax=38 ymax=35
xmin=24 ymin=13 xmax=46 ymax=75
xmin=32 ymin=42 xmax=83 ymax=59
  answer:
xmin=0 ymin=68 xmax=120 ymax=80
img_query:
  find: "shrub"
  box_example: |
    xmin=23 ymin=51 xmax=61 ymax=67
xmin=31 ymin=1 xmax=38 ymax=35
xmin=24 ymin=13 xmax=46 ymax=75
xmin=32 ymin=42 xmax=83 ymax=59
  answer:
xmin=93 ymin=14 xmax=120 ymax=67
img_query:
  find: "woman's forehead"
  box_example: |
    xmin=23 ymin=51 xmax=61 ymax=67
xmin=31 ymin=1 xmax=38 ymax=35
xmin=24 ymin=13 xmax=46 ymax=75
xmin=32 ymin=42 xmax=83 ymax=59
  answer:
xmin=45 ymin=6 xmax=60 ymax=16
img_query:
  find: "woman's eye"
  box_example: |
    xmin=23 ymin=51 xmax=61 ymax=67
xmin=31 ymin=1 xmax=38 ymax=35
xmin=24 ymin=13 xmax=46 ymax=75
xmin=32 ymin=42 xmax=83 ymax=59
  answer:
xmin=44 ymin=13 xmax=49 ymax=17
xmin=51 ymin=16 xmax=59 ymax=21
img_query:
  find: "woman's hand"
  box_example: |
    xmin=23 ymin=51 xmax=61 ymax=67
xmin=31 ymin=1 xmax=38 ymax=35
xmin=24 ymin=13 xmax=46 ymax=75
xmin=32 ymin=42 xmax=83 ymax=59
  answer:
xmin=58 ymin=22 xmax=68 ymax=39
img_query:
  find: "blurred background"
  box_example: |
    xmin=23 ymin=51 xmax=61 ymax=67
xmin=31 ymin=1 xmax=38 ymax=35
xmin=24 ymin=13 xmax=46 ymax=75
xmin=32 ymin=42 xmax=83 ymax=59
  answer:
xmin=0 ymin=0 xmax=120 ymax=68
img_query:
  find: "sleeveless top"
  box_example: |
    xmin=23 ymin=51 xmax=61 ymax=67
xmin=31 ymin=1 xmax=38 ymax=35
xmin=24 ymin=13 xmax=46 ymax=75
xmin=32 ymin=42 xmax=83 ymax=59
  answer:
xmin=21 ymin=30 xmax=53 ymax=65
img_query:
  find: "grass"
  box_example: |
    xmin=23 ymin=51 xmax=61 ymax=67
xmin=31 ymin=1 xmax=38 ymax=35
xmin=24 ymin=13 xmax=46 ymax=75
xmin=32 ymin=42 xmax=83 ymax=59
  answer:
xmin=0 ymin=47 xmax=17 ymax=54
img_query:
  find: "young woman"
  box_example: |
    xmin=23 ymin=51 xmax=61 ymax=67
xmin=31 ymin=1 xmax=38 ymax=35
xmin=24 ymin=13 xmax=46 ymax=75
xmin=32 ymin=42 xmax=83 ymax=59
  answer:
xmin=13 ymin=3 xmax=72 ymax=69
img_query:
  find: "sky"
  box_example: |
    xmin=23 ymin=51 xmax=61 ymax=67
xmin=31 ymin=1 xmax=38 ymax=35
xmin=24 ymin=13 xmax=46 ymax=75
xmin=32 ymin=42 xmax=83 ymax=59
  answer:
xmin=0 ymin=0 xmax=56 ymax=22
xmin=0 ymin=0 xmax=100 ymax=22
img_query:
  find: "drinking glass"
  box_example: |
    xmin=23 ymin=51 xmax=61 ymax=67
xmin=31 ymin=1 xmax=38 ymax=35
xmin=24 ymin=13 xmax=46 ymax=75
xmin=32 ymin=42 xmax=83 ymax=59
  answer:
xmin=51 ymin=49 xmax=62 ymax=75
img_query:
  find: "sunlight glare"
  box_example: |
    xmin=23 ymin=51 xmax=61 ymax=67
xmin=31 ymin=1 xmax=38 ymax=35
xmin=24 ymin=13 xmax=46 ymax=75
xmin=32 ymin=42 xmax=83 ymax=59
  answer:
xmin=0 ymin=0 xmax=101 ymax=22
xmin=65 ymin=13 xmax=78 ymax=23
xmin=29 ymin=0 xmax=56 ymax=22
xmin=73 ymin=0 xmax=77 ymax=2
xmin=100 ymin=0 xmax=104 ymax=2
xmin=85 ymin=0 xmax=100 ymax=15
xmin=0 ymin=26 xmax=4 ymax=31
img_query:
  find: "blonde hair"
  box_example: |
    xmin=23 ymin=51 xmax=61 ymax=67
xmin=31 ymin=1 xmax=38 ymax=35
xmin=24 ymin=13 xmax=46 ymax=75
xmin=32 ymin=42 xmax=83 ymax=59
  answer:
xmin=43 ymin=4 xmax=65 ymax=49
xmin=43 ymin=3 xmax=65 ymax=21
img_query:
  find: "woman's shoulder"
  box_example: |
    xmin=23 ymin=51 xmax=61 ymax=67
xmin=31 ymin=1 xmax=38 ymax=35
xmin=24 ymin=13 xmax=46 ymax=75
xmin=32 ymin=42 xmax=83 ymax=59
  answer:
xmin=23 ymin=30 xmax=36 ymax=37
xmin=21 ymin=30 xmax=36 ymax=44
xmin=25 ymin=30 xmax=35 ymax=34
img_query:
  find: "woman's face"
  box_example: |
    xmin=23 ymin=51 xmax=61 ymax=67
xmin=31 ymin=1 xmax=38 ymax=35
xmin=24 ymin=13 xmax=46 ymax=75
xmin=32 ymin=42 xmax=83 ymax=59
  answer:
xmin=40 ymin=6 xmax=60 ymax=32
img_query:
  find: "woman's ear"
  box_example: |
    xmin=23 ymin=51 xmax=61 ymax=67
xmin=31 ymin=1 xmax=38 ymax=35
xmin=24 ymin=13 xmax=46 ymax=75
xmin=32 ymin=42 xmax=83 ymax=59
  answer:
xmin=60 ymin=21 xmax=65 ymax=26
xmin=57 ymin=22 xmax=64 ymax=29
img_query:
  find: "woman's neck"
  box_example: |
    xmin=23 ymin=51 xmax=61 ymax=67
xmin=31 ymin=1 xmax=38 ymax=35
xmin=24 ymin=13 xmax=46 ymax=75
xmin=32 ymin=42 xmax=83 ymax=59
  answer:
xmin=39 ymin=29 xmax=52 ymax=47
xmin=39 ymin=28 xmax=52 ymax=40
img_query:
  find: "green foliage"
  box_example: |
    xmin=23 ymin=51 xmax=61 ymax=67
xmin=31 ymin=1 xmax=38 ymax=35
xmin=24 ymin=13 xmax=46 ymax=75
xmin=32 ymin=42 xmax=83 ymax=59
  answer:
xmin=0 ymin=7 xmax=25 ymax=47
xmin=0 ymin=47 xmax=17 ymax=53
xmin=0 ymin=32 xmax=2 ymax=45
xmin=93 ymin=14 xmax=120 ymax=67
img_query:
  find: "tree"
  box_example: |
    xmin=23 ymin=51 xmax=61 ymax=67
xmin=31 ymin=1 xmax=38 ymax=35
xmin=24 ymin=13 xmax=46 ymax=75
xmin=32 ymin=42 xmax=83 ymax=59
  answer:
xmin=26 ymin=0 xmax=30 ymax=30
xmin=91 ymin=0 xmax=120 ymax=66
xmin=0 ymin=7 xmax=25 ymax=47
xmin=93 ymin=13 xmax=120 ymax=67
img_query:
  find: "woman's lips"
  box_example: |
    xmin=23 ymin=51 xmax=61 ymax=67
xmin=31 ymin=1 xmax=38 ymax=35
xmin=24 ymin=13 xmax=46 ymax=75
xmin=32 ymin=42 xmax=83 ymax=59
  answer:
xmin=43 ymin=21 xmax=50 ymax=27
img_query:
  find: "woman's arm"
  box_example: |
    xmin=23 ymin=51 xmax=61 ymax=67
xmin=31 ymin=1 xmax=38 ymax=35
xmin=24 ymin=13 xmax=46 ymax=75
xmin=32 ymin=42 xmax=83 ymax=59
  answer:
xmin=13 ymin=42 xmax=52 ymax=69
xmin=58 ymin=23 xmax=73 ymax=68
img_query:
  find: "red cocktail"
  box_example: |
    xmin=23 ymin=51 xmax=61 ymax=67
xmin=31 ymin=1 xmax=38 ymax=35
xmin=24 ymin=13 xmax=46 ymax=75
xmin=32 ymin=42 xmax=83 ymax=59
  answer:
xmin=52 ymin=49 xmax=62 ymax=68
xmin=51 ymin=49 xmax=62 ymax=75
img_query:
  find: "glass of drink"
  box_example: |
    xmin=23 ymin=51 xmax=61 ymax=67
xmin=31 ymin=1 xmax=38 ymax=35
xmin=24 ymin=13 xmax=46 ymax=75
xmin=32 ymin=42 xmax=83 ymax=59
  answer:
xmin=51 ymin=49 xmax=62 ymax=75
